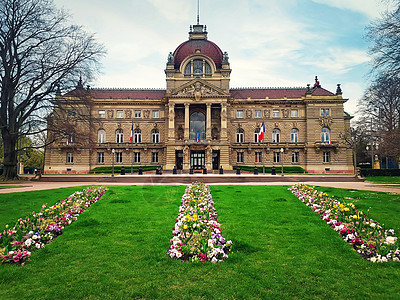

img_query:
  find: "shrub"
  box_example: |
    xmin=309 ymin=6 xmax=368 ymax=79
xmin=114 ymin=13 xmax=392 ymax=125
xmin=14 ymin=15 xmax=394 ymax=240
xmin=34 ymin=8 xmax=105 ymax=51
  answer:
xmin=360 ymin=169 xmax=400 ymax=177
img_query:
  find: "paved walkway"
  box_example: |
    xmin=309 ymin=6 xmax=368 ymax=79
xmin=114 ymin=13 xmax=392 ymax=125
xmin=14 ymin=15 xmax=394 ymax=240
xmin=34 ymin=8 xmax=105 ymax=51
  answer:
xmin=0 ymin=175 xmax=399 ymax=194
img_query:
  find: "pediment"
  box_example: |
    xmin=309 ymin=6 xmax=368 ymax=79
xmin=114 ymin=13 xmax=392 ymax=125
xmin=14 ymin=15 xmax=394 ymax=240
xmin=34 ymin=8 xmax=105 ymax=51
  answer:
xmin=167 ymin=79 xmax=229 ymax=100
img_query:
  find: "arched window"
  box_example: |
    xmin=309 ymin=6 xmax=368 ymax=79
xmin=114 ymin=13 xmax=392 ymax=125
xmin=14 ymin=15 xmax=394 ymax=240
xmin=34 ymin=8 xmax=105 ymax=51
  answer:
xmin=254 ymin=128 xmax=260 ymax=143
xmin=236 ymin=128 xmax=244 ymax=143
xmin=98 ymin=129 xmax=106 ymax=143
xmin=190 ymin=112 xmax=206 ymax=141
xmin=116 ymin=129 xmax=123 ymax=143
xmin=134 ymin=129 xmax=142 ymax=143
xmin=290 ymin=129 xmax=299 ymax=143
xmin=321 ymin=128 xmax=330 ymax=143
xmin=184 ymin=59 xmax=212 ymax=77
xmin=272 ymin=128 xmax=280 ymax=143
xmin=152 ymin=129 xmax=159 ymax=143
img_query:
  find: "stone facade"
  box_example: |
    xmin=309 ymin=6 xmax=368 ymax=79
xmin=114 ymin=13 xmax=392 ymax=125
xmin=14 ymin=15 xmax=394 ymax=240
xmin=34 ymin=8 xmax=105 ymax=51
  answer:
xmin=45 ymin=23 xmax=353 ymax=174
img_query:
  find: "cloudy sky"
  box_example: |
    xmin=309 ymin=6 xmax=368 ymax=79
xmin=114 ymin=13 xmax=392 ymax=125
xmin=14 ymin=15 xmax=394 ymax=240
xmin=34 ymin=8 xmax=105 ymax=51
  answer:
xmin=56 ymin=0 xmax=390 ymax=115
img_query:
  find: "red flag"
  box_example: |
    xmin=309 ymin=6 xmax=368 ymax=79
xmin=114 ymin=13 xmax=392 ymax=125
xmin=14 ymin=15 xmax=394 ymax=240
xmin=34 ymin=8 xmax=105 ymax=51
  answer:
xmin=258 ymin=121 xmax=265 ymax=141
xmin=130 ymin=122 xmax=133 ymax=143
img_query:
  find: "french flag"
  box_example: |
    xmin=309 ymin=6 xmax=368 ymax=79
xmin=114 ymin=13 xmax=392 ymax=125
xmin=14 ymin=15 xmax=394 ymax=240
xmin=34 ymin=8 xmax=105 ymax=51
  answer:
xmin=130 ymin=122 xmax=133 ymax=143
xmin=258 ymin=121 xmax=265 ymax=142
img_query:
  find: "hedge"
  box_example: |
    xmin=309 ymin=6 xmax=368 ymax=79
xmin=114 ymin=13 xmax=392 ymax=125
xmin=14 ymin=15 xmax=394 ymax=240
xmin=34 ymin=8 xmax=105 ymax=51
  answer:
xmin=89 ymin=165 xmax=158 ymax=174
xmin=233 ymin=166 xmax=306 ymax=173
xmin=360 ymin=168 xmax=400 ymax=177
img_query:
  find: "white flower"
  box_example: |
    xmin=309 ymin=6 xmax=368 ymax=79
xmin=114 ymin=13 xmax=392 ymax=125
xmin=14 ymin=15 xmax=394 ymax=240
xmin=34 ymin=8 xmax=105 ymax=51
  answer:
xmin=25 ymin=238 xmax=32 ymax=247
xmin=35 ymin=243 xmax=41 ymax=249
xmin=370 ymin=223 xmax=376 ymax=228
xmin=386 ymin=236 xmax=397 ymax=245
xmin=32 ymin=235 xmax=39 ymax=240
xmin=211 ymin=257 xmax=218 ymax=264
xmin=370 ymin=257 xmax=377 ymax=262
xmin=208 ymin=239 xmax=214 ymax=248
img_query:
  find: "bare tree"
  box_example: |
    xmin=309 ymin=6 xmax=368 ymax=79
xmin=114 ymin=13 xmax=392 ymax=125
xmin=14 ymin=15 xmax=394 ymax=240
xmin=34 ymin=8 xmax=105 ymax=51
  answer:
xmin=0 ymin=0 xmax=105 ymax=180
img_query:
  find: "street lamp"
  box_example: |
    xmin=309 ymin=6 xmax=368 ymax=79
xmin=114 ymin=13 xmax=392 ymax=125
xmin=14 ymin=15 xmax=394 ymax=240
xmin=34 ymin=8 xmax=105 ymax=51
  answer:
xmin=112 ymin=148 xmax=115 ymax=177
xmin=280 ymin=147 xmax=284 ymax=176
xmin=366 ymin=145 xmax=374 ymax=169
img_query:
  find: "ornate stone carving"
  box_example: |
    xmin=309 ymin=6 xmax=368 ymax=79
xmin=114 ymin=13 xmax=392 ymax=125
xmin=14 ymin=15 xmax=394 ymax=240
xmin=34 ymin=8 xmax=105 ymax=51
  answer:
xmin=246 ymin=110 xmax=252 ymax=119
xmin=282 ymin=109 xmax=289 ymax=118
xmin=175 ymin=82 xmax=222 ymax=99
xmin=144 ymin=110 xmax=150 ymax=119
xmin=107 ymin=110 xmax=113 ymax=119
xmin=319 ymin=116 xmax=333 ymax=128
xmin=264 ymin=110 xmax=270 ymax=118
xmin=125 ymin=110 xmax=132 ymax=119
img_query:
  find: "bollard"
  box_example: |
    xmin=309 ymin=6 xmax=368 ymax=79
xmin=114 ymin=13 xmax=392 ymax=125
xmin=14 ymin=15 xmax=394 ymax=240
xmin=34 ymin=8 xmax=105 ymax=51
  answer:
xmin=203 ymin=168 xmax=207 ymax=175
xmin=272 ymin=166 xmax=276 ymax=175
xmin=189 ymin=168 xmax=194 ymax=175
xmin=254 ymin=166 xmax=258 ymax=175
xmin=138 ymin=167 xmax=143 ymax=175
xmin=121 ymin=167 xmax=125 ymax=175
xmin=173 ymin=166 xmax=177 ymax=175
xmin=236 ymin=167 xmax=241 ymax=175
xmin=219 ymin=166 xmax=223 ymax=175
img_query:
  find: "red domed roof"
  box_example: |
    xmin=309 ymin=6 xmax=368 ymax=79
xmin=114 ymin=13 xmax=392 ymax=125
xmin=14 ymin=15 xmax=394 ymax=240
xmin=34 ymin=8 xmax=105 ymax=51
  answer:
xmin=173 ymin=39 xmax=224 ymax=69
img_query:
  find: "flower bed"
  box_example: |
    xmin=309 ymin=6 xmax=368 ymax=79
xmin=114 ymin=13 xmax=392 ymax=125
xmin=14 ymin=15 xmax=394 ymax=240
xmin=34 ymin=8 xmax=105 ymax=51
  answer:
xmin=0 ymin=186 xmax=107 ymax=265
xmin=167 ymin=182 xmax=232 ymax=263
xmin=289 ymin=184 xmax=399 ymax=263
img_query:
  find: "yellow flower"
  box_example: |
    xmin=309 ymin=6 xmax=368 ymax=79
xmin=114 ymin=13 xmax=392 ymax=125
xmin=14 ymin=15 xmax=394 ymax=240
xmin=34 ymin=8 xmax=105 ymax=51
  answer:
xmin=344 ymin=207 xmax=350 ymax=212
xmin=183 ymin=225 xmax=188 ymax=230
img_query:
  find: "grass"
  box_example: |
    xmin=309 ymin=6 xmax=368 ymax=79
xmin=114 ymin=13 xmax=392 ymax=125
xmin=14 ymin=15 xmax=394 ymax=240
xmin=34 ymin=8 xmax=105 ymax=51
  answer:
xmin=0 ymin=185 xmax=399 ymax=299
xmin=366 ymin=176 xmax=400 ymax=184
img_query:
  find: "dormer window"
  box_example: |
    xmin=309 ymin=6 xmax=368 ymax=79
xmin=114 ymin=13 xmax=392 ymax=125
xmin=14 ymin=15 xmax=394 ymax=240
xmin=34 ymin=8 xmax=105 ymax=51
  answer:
xmin=184 ymin=59 xmax=212 ymax=78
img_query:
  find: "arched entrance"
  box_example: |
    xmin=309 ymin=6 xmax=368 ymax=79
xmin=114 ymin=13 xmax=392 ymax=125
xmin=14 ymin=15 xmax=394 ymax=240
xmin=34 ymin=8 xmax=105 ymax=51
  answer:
xmin=189 ymin=112 xmax=206 ymax=141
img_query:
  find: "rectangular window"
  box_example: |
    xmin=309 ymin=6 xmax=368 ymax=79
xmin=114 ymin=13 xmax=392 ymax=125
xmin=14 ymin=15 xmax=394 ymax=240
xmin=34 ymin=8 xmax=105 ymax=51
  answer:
xmin=116 ymin=110 xmax=123 ymax=118
xmin=236 ymin=110 xmax=243 ymax=118
xmin=255 ymin=152 xmax=262 ymax=163
xmin=66 ymin=152 xmax=74 ymax=164
xmin=292 ymin=152 xmax=299 ymax=163
xmin=273 ymin=152 xmax=280 ymax=163
xmin=323 ymin=151 xmax=330 ymax=163
xmin=152 ymin=152 xmax=159 ymax=163
xmin=134 ymin=110 xmax=141 ymax=118
xmin=116 ymin=152 xmax=122 ymax=163
xmin=273 ymin=110 xmax=280 ymax=118
xmin=134 ymin=152 xmax=140 ymax=163
xmin=254 ymin=110 xmax=261 ymax=118
xmin=291 ymin=110 xmax=298 ymax=118
xmin=237 ymin=152 xmax=244 ymax=163
xmin=321 ymin=108 xmax=330 ymax=116
xmin=97 ymin=152 xmax=104 ymax=164
xmin=98 ymin=110 xmax=105 ymax=118
xmin=152 ymin=110 xmax=159 ymax=118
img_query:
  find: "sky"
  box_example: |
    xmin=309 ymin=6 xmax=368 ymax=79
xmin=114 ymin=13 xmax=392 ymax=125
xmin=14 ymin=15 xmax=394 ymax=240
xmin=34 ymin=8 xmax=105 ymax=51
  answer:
xmin=56 ymin=0 xmax=390 ymax=116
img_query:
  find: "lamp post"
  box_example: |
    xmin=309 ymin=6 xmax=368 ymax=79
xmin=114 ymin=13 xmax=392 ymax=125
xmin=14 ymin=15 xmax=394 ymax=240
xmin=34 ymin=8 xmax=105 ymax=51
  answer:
xmin=366 ymin=145 xmax=374 ymax=169
xmin=112 ymin=149 xmax=115 ymax=177
xmin=280 ymin=147 xmax=284 ymax=176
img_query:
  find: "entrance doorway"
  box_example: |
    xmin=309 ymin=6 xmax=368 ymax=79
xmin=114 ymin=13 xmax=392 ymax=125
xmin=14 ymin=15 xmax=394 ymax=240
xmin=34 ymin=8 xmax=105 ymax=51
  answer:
xmin=175 ymin=150 xmax=183 ymax=170
xmin=190 ymin=151 xmax=205 ymax=170
xmin=212 ymin=150 xmax=220 ymax=170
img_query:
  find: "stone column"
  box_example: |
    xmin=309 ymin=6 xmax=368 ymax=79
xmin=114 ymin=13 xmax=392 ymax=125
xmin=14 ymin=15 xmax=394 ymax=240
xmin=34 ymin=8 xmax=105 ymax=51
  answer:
xmin=184 ymin=103 xmax=190 ymax=140
xmin=221 ymin=102 xmax=228 ymax=140
xmin=168 ymin=102 xmax=175 ymax=140
xmin=206 ymin=103 xmax=211 ymax=141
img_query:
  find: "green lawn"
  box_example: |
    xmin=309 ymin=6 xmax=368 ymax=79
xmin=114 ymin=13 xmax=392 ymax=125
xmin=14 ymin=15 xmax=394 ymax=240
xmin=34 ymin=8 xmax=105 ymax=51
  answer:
xmin=366 ymin=176 xmax=400 ymax=184
xmin=0 ymin=185 xmax=399 ymax=299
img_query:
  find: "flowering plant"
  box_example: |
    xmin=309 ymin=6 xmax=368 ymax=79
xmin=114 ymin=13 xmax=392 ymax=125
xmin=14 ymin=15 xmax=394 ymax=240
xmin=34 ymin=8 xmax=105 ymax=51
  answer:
xmin=0 ymin=186 xmax=107 ymax=265
xmin=289 ymin=184 xmax=399 ymax=263
xmin=167 ymin=182 xmax=232 ymax=263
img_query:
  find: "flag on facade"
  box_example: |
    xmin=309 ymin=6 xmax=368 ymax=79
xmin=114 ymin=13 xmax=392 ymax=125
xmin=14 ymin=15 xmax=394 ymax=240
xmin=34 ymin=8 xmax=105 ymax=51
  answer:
xmin=196 ymin=132 xmax=200 ymax=142
xmin=258 ymin=121 xmax=265 ymax=141
xmin=130 ymin=121 xmax=134 ymax=143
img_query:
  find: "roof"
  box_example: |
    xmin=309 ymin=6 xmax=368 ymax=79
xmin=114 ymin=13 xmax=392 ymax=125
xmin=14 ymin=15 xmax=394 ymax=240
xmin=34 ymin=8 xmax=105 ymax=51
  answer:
xmin=63 ymin=87 xmax=335 ymax=100
xmin=173 ymin=39 xmax=224 ymax=69
xmin=230 ymin=87 xmax=335 ymax=99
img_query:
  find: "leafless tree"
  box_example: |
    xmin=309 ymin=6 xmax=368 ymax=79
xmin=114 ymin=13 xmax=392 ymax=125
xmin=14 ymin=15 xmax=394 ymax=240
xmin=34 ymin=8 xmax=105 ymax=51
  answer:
xmin=0 ymin=0 xmax=105 ymax=180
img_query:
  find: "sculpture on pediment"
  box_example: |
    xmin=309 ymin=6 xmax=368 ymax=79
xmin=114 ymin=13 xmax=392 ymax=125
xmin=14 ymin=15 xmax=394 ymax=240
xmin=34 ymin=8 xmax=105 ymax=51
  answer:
xmin=195 ymin=82 xmax=201 ymax=101
xmin=319 ymin=116 xmax=333 ymax=128
xmin=175 ymin=82 xmax=221 ymax=99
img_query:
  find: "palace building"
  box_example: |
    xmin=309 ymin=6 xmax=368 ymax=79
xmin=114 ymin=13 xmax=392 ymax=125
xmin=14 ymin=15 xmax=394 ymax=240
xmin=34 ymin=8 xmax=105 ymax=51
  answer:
xmin=44 ymin=22 xmax=354 ymax=174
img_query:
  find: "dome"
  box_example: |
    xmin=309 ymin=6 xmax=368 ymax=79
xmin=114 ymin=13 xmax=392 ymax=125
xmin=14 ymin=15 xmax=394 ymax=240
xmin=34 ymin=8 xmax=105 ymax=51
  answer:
xmin=173 ymin=39 xmax=224 ymax=70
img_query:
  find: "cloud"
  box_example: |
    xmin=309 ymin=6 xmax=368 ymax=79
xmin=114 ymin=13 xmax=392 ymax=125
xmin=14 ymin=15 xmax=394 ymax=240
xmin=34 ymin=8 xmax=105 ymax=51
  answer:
xmin=147 ymin=0 xmax=191 ymax=22
xmin=311 ymin=0 xmax=387 ymax=18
